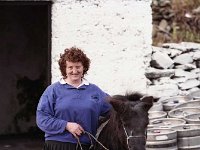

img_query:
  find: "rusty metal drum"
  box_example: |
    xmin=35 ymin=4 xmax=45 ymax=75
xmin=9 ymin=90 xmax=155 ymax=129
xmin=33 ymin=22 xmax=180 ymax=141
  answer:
xmin=172 ymin=124 xmax=200 ymax=150
xmin=146 ymin=128 xmax=178 ymax=150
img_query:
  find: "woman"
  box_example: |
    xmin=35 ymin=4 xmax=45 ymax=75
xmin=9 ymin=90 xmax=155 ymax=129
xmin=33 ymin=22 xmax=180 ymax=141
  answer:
xmin=36 ymin=47 xmax=111 ymax=150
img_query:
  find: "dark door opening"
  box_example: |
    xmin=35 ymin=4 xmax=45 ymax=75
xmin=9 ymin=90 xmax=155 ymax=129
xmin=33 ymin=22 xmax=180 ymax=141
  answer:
xmin=0 ymin=1 xmax=51 ymax=136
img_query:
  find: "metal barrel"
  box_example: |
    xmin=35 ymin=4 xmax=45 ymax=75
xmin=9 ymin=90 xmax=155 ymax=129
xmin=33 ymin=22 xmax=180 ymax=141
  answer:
xmin=148 ymin=118 xmax=186 ymax=128
xmin=148 ymin=111 xmax=167 ymax=122
xmin=175 ymin=100 xmax=200 ymax=109
xmin=149 ymin=101 xmax=163 ymax=112
xmin=190 ymin=90 xmax=200 ymax=100
xmin=161 ymin=95 xmax=193 ymax=112
xmin=172 ymin=124 xmax=200 ymax=150
xmin=183 ymin=113 xmax=200 ymax=124
xmin=168 ymin=107 xmax=200 ymax=119
xmin=146 ymin=128 xmax=178 ymax=150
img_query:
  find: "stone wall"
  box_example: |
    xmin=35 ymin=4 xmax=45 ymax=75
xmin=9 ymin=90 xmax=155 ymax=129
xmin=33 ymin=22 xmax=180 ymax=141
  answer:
xmin=51 ymin=0 xmax=153 ymax=95
xmin=146 ymin=42 xmax=200 ymax=99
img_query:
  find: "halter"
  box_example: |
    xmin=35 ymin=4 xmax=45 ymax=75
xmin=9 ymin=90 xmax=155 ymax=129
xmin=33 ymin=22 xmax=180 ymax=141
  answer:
xmin=75 ymin=119 xmax=146 ymax=150
xmin=121 ymin=119 xmax=146 ymax=150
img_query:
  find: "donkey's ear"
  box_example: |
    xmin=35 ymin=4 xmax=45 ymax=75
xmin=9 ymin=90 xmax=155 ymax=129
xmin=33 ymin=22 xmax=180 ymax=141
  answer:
xmin=140 ymin=96 xmax=153 ymax=104
xmin=140 ymin=96 xmax=153 ymax=111
xmin=108 ymin=96 xmax=126 ymax=114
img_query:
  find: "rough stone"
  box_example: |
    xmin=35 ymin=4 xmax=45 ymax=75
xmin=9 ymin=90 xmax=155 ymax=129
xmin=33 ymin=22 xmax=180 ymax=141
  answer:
xmin=193 ymin=51 xmax=200 ymax=60
xmin=151 ymin=51 xmax=174 ymax=69
xmin=147 ymin=42 xmax=200 ymax=98
xmin=175 ymin=64 xmax=196 ymax=70
xmin=147 ymin=83 xmax=179 ymax=98
xmin=178 ymin=79 xmax=200 ymax=90
xmin=162 ymin=43 xmax=188 ymax=52
xmin=145 ymin=68 xmax=175 ymax=79
xmin=174 ymin=69 xmax=199 ymax=80
xmin=173 ymin=53 xmax=193 ymax=65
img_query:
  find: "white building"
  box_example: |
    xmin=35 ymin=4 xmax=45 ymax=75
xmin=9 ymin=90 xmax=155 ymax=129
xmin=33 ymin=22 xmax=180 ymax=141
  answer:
xmin=0 ymin=0 xmax=152 ymax=134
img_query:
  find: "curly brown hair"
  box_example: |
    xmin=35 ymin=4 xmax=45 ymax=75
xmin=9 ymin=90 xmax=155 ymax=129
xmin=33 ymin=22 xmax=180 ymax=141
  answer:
xmin=58 ymin=47 xmax=90 ymax=78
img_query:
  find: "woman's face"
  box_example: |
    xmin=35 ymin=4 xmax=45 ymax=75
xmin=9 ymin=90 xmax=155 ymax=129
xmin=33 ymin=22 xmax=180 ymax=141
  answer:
xmin=65 ymin=61 xmax=84 ymax=82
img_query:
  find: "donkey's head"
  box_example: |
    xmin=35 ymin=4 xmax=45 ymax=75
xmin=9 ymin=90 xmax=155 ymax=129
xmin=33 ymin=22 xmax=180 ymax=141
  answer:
xmin=108 ymin=92 xmax=153 ymax=150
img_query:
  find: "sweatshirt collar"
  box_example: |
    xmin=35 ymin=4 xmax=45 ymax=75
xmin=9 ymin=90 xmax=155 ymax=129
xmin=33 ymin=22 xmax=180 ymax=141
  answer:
xmin=59 ymin=78 xmax=89 ymax=88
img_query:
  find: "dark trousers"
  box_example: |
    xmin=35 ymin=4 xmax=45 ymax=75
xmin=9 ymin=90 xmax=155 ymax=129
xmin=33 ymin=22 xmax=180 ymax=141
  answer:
xmin=44 ymin=140 xmax=92 ymax=150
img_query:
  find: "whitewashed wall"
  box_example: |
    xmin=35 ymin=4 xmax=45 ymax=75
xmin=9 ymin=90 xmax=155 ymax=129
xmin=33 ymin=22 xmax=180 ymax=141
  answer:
xmin=52 ymin=0 xmax=152 ymax=95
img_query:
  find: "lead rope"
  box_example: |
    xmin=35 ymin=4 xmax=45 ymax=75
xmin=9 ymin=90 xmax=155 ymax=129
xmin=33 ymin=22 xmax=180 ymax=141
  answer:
xmin=84 ymin=131 xmax=109 ymax=150
xmin=75 ymin=131 xmax=109 ymax=150
xmin=75 ymin=136 xmax=83 ymax=150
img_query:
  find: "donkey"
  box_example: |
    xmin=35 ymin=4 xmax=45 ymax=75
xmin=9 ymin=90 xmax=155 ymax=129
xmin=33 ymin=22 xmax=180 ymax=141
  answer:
xmin=94 ymin=92 xmax=153 ymax=150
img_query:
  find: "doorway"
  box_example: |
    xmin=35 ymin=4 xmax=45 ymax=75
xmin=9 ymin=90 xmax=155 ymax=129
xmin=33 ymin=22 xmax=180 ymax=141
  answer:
xmin=0 ymin=1 xmax=51 ymax=135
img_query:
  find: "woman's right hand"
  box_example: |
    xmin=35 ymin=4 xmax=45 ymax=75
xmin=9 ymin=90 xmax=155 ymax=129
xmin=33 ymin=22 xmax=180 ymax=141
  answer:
xmin=66 ymin=122 xmax=84 ymax=138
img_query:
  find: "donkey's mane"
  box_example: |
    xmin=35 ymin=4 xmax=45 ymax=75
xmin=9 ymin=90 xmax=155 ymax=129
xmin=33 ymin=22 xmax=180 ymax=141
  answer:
xmin=125 ymin=92 xmax=144 ymax=101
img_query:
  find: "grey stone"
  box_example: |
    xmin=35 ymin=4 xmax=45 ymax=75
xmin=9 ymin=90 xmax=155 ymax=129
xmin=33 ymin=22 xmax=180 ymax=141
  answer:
xmin=163 ymin=42 xmax=200 ymax=52
xmin=174 ymin=69 xmax=199 ymax=79
xmin=168 ymin=49 xmax=182 ymax=58
xmin=147 ymin=83 xmax=179 ymax=98
xmin=173 ymin=53 xmax=193 ymax=65
xmin=151 ymin=51 xmax=174 ymax=69
xmin=162 ymin=43 xmax=188 ymax=52
xmin=175 ymin=63 xmax=196 ymax=70
xmin=180 ymin=42 xmax=200 ymax=50
xmin=188 ymin=87 xmax=200 ymax=93
xmin=152 ymin=77 xmax=176 ymax=85
xmin=178 ymin=79 xmax=200 ymax=90
xmin=152 ymin=46 xmax=171 ymax=55
xmin=173 ymin=77 xmax=187 ymax=83
xmin=191 ymin=68 xmax=200 ymax=74
xmin=193 ymin=51 xmax=200 ymax=60
xmin=145 ymin=68 xmax=175 ymax=79
xmin=158 ymin=19 xmax=168 ymax=32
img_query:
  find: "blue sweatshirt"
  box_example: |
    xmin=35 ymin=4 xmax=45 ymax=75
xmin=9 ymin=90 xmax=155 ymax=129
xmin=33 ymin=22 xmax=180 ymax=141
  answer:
xmin=36 ymin=80 xmax=111 ymax=145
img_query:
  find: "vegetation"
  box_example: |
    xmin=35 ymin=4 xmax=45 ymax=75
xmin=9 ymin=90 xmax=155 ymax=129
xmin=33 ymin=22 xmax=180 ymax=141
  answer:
xmin=172 ymin=0 xmax=200 ymax=42
xmin=152 ymin=0 xmax=200 ymax=46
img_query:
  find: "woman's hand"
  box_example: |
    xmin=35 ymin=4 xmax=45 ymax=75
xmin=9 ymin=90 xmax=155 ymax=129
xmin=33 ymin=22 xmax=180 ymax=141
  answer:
xmin=66 ymin=122 xmax=84 ymax=138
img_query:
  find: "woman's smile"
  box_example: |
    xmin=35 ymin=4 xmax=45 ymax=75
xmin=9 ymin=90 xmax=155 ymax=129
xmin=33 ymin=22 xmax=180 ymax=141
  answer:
xmin=65 ymin=61 xmax=84 ymax=86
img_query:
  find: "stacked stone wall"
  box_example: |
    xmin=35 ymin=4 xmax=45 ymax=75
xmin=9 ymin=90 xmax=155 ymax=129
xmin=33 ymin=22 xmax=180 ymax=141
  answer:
xmin=146 ymin=42 xmax=200 ymax=99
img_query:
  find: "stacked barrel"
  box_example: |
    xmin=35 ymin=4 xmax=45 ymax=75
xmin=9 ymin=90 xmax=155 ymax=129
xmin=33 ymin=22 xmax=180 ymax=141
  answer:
xmin=147 ymin=90 xmax=200 ymax=149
